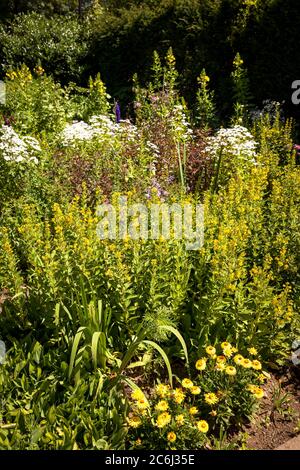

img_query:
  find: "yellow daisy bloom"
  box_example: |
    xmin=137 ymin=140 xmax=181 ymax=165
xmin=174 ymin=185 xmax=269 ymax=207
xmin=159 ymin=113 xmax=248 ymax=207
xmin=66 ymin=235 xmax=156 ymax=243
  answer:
xmin=175 ymin=414 xmax=185 ymax=426
xmin=221 ymin=341 xmax=232 ymax=350
xmin=155 ymin=383 xmax=170 ymax=398
xmin=225 ymin=366 xmax=237 ymax=376
xmin=189 ymin=406 xmax=198 ymax=415
xmin=247 ymin=347 xmax=258 ymax=356
xmin=215 ymin=362 xmax=225 ymax=371
xmin=251 ymin=360 xmax=262 ymax=370
xmin=127 ymin=415 xmax=142 ymax=428
xmin=195 ymin=358 xmax=207 ymax=370
xmin=182 ymin=378 xmax=194 ymax=389
xmin=241 ymin=358 xmax=252 ymax=368
xmin=197 ymin=420 xmax=209 ymax=433
xmin=167 ymin=432 xmax=176 ymax=442
xmin=136 ymin=397 xmax=149 ymax=410
xmin=131 ymin=389 xmax=145 ymax=401
xmin=156 ymin=412 xmax=171 ymax=428
xmin=216 ymin=355 xmax=227 ymax=363
xmin=191 ymin=386 xmax=201 ymax=395
xmin=204 ymin=392 xmax=219 ymax=405
xmin=206 ymin=346 xmax=216 ymax=356
xmin=155 ymin=400 xmax=169 ymax=412
xmin=223 ymin=345 xmax=233 ymax=358
xmin=253 ymin=387 xmax=264 ymax=399
xmin=234 ymin=354 xmax=244 ymax=365
xmin=172 ymin=388 xmax=185 ymax=404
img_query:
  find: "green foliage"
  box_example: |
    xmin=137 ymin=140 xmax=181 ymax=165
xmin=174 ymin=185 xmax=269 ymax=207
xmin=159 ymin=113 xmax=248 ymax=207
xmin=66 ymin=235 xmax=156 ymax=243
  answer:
xmin=195 ymin=69 xmax=217 ymax=130
xmin=0 ymin=13 xmax=88 ymax=83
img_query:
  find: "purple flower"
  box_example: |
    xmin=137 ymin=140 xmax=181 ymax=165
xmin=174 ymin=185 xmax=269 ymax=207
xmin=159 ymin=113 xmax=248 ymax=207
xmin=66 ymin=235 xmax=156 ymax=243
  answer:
xmin=115 ymin=102 xmax=121 ymax=123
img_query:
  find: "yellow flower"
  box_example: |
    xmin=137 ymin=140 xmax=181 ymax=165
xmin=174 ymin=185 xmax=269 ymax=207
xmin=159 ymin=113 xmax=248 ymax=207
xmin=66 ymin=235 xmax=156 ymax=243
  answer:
xmin=223 ymin=345 xmax=233 ymax=358
xmin=206 ymin=346 xmax=216 ymax=356
xmin=191 ymin=386 xmax=201 ymax=395
xmin=195 ymin=358 xmax=207 ymax=370
xmin=215 ymin=362 xmax=225 ymax=372
xmin=225 ymin=366 xmax=237 ymax=376
xmin=221 ymin=341 xmax=232 ymax=350
xmin=216 ymin=355 xmax=226 ymax=363
xmin=135 ymin=438 xmax=142 ymax=446
xmin=167 ymin=432 xmax=177 ymax=442
xmin=136 ymin=397 xmax=149 ymax=410
xmin=234 ymin=354 xmax=244 ymax=365
xmin=155 ymin=383 xmax=170 ymax=398
xmin=182 ymin=378 xmax=194 ymax=389
xmin=131 ymin=389 xmax=145 ymax=401
xmin=253 ymin=387 xmax=264 ymax=399
xmin=251 ymin=360 xmax=262 ymax=370
xmin=204 ymin=393 xmax=219 ymax=406
xmin=209 ymin=410 xmax=217 ymax=417
xmin=155 ymin=400 xmax=169 ymax=412
xmin=127 ymin=415 xmax=141 ymax=428
xmin=172 ymin=388 xmax=185 ymax=404
xmin=248 ymin=347 xmax=258 ymax=356
xmin=175 ymin=414 xmax=185 ymax=426
xmin=156 ymin=412 xmax=171 ymax=428
xmin=189 ymin=406 xmax=198 ymax=415
xmin=258 ymin=373 xmax=267 ymax=383
xmin=247 ymin=385 xmax=264 ymax=399
xmin=197 ymin=420 xmax=209 ymax=433
xmin=241 ymin=358 xmax=252 ymax=368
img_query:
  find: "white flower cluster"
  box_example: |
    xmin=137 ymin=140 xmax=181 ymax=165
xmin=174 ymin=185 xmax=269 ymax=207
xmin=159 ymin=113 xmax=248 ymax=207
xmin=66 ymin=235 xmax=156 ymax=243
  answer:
xmin=0 ymin=125 xmax=40 ymax=164
xmin=61 ymin=115 xmax=139 ymax=147
xmin=205 ymin=125 xmax=258 ymax=163
xmin=250 ymin=100 xmax=283 ymax=122
xmin=171 ymin=104 xmax=193 ymax=142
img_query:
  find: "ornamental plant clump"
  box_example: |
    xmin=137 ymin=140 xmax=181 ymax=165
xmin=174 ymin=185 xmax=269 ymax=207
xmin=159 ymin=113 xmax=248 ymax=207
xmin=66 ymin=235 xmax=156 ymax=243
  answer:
xmin=126 ymin=341 xmax=269 ymax=449
xmin=0 ymin=124 xmax=41 ymax=164
xmin=205 ymin=125 xmax=258 ymax=189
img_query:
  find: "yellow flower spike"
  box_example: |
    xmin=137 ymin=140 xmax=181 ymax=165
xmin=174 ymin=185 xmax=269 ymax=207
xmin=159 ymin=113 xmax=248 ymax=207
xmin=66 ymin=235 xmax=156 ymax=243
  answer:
xmin=197 ymin=420 xmax=209 ymax=433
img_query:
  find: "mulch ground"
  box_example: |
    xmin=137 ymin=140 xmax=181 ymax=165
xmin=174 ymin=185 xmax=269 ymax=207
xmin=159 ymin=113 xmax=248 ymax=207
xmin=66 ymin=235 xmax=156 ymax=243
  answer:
xmin=244 ymin=366 xmax=300 ymax=450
